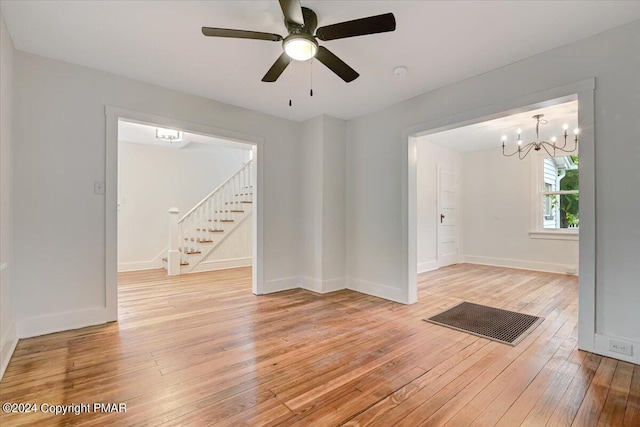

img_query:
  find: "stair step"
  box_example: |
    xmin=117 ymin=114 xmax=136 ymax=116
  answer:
xmin=208 ymin=219 xmax=234 ymax=223
xmin=241 ymin=201 xmax=253 ymax=204
xmin=178 ymin=248 xmax=202 ymax=253
xmin=225 ymin=201 xmax=251 ymax=205
xmin=184 ymin=238 xmax=214 ymax=243
xmin=196 ymin=228 xmax=224 ymax=233
xmin=162 ymin=257 xmax=189 ymax=266
xmin=214 ymin=210 xmax=244 ymax=213
xmin=235 ymin=193 xmax=252 ymax=196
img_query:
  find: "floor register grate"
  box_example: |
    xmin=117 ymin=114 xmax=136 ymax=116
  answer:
xmin=424 ymin=301 xmax=544 ymax=346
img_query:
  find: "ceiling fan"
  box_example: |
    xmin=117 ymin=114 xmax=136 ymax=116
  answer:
xmin=201 ymin=0 xmax=396 ymax=83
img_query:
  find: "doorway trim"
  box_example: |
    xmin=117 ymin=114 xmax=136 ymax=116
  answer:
xmin=401 ymin=78 xmax=596 ymax=354
xmin=105 ymin=106 xmax=265 ymax=322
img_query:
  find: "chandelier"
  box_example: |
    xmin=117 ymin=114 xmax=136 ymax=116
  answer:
xmin=502 ymin=114 xmax=578 ymax=159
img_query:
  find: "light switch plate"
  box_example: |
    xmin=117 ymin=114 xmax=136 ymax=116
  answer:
xmin=94 ymin=180 xmax=105 ymax=195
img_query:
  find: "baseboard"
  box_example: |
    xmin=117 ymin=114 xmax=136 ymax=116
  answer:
xmin=322 ymin=277 xmax=346 ymax=293
xmin=16 ymin=307 xmax=108 ymax=339
xmin=0 ymin=321 xmax=18 ymax=380
xmin=188 ymin=257 xmax=252 ymax=273
xmin=346 ymin=277 xmax=407 ymax=304
xmin=417 ymin=260 xmax=438 ymax=273
xmin=300 ymin=276 xmax=346 ymax=294
xmin=300 ymin=276 xmax=322 ymax=293
xmin=118 ymin=247 xmax=166 ymax=272
xmin=462 ymin=255 xmax=578 ymax=275
xmin=263 ymin=276 xmax=301 ymax=294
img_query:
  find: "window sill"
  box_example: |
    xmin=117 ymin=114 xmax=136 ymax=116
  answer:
xmin=529 ymin=230 xmax=579 ymax=241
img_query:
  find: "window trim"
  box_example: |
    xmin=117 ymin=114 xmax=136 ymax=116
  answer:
xmin=530 ymin=153 xmax=579 ymax=240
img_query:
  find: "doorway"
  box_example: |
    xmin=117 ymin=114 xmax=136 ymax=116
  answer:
xmin=105 ymin=107 xmax=264 ymax=322
xmin=403 ymin=79 xmax=596 ymax=354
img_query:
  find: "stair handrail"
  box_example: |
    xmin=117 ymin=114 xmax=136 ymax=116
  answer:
xmin=178 ymin=160 xmax=253 ymax=224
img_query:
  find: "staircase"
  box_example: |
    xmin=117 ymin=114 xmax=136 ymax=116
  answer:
xmin=163 ymin=160 xmax=253 ymax=275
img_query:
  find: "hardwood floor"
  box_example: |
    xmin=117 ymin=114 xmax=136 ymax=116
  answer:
xmin=1 ymin=264 xmax=638 ymax=426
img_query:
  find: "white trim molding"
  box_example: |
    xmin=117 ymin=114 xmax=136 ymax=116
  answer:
xmin=16 ymin=307 xmax=107 ymax=339
xmin=263 ymin=276 xmax=301 ymax=294
xmin=0 ymin=321 xmax=18 ymax=380
xmin=105 ymin=106 xmax=265 ymax=319
xmin=300 ymin=276 xmax=346 ymax=294
xmin=189 ymin=257 xmax=252 ymax=273
xmin=417 ymin=260 xmax=438 ymax=274
xmin=403 ymin=78 xmax=597 ymax=356
xmin=117 ymin=247 xmax=166 ymax=272
xmin=463 ymin=256 xmax=578 ymax=275
xmin=347 ymin=277 xmax=407 ymax=304
xmin=529 ymin=230 xmax=579 ymax=241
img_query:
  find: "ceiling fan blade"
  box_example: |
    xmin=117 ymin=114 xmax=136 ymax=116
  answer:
xmin=262 ymin=53 xmax=290 ymax=82
xmin=316 ymin=13 xmax=396 ymax=41
xmin=315 ymin=46 xmax=359 ymax=83
xmin=279 ymin=0 xmax=304 ymax=26
xmin=202 ymin=27 xmax=282 ymax=41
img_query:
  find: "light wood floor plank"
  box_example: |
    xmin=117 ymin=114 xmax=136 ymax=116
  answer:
xmin=0 ymin=264 xmax=636 ymax=426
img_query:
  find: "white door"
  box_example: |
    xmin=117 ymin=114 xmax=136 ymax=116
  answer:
xmin=437 ymin=164 xmax=457 ymax=268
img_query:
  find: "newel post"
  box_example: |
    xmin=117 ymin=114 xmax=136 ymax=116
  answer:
xmin=168 ymin=207 xmax=181 ymax=276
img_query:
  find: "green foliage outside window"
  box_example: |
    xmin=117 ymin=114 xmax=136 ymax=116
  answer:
xmin=560 ymin=155 xmax=579 ymax=228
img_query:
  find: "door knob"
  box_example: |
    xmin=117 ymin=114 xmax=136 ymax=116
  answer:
xmin=440 ymin=214 xmax=445 ymax=223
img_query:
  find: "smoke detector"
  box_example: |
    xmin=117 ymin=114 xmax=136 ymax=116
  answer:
xmin=393 ymin=66 xmax=407 ymax=76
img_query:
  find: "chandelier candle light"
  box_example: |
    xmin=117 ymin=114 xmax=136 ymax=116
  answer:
xmin=502 ymin=114 xmax=578 ymax=159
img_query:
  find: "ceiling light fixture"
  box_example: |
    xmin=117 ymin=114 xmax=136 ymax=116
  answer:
xmin=283 ymin=33 xmax=318 ymax=61
xmin=502 ymin=114 xmax=578 ymax=159
xmin=156 ymin=128 xmax=183 ymax=143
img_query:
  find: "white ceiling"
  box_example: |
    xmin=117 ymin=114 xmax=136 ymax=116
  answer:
xmin=3 ymin=1 xmax=640 ymax=122
xmin=422 ymin=100 xmax=578 ymax=153
xmin=119 ymin=120 xmax=252 ymax=151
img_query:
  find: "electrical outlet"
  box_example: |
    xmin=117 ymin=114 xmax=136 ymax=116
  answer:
xmin=609 ymin=339 xmax=633 ymax=356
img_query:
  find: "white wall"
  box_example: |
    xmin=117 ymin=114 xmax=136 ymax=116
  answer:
xmin=416 ymin=140 xmax=462 ymax=273
xmin=117 ymin=140 xmax=249 ymax=271
xmin=461 ymin=147 xmax=579 ymax=273
xmin=12 ymin=52 xmax=302 ymax=336
xmin=321 ymin=116 xmax=346 ymax=290
xmin=300 ymin=117 xmax=323 ymax=283
xmin=346 ymin=21 xmax=640 ymax=346
xmin=299 ymin=115 xmax=347 ymax=293
xmin=0 ymin=13 xmax=17 ymax=379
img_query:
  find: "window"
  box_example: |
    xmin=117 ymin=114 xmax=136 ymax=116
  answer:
xmin=543 ymin=183 xmax=554 ymax=221
xmin=531 ymin=154 xmax=579 ymax=239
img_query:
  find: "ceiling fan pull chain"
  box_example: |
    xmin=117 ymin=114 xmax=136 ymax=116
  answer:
xmin=310 ymin=59 xmax=314 ymax=97
xmin=288 ymin=57 xmax=293 ymax=107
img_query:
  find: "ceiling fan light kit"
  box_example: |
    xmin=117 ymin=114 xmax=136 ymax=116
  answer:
xmin=201 ymin=0 xmax=396 ymax=84
xmin=283 ymin=33 xmax=318 ymax=61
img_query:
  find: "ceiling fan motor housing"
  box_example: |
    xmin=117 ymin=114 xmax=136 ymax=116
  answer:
xmin=285 ymin=7 xmax=318 ymax=34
